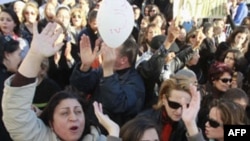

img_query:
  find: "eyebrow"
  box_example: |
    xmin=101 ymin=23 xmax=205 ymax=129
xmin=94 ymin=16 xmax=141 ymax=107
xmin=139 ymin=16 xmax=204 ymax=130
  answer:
xmin=59 ymin=106 xmax=81 ymax=109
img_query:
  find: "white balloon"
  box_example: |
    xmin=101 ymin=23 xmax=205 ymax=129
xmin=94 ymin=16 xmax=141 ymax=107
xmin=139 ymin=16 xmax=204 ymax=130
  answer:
xmin=0 ymin=0 xmax=15 ymax=4
xmin=97 ymin=0 xmax=134 ymax=48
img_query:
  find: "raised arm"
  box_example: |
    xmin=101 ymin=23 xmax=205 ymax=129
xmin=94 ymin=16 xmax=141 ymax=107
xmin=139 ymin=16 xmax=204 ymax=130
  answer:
xmin=2 ymin=22 xmax=64 ymax=141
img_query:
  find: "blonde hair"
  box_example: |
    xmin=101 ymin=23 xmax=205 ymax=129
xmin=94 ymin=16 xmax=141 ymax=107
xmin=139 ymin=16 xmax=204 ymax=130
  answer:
xmin=22 ymin=1 xmax=39 ymax=22
xmin=153 ymin=75 xmax=192 ymax=109
xmin=70 ymin=7 xmax=87 ymax=29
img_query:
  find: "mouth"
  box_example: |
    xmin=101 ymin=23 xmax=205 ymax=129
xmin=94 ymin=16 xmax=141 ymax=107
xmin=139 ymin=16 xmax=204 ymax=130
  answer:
xmin=70 ymin=126 xmax=79 ymax=133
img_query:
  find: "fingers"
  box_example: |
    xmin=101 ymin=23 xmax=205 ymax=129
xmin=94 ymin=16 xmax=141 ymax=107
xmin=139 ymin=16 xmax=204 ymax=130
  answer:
xmin=33 ymin=22 xmax=38 ymax=35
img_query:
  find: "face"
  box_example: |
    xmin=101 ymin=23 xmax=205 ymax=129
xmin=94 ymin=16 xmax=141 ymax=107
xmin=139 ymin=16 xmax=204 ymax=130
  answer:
xmin=24 ymin=6 xmax=38 ymax=23
xmin=163 ymin=90 xmax=191 ymax=121
xmin=177 ymin=28 xmax=186 ymax=41
xmin=0 ymin=12 xmax=16 ymax=35
xmin=212 ymin=72 xmax=232 ymax=92
xmin=149 ymin=7 xmax=157 ymax=17
xmin=4 ymin=48 xmax=22 ymax=72
xmin=45 ymin=4 xmax=56 ymax=19
xmin=134 ymin=9 xmax=140 ymax=20
xmin=140 ymin=19 xmax=148 ymax=29
xmin=207 ymin=27 xmax=214 ymax=38
xmin=71 ymin=12 xmax=82 ymax=27
xmin=234 ymin=33 xmax=247 ymax=47
xmin=57 ymin=9 xmax=71 ymax=27
xmin=147 ymin=27 xmax=161 ymax=42
xmin=14 ymin=2 xmax=25 ymax=15
xmin=52 ymin=99 xmax=85 ymax=141
xmin=89 ymin=19 xmax=97 ymax=32
xmin=224 ymin=52 xmax=235 ymax=69
xmin=188 ymin=51 xmax=200 ymax=66
xmin=140 ymin=128 xmax=159 ymax=141
xmin=205 ymin=107 xmax=224 ymax=140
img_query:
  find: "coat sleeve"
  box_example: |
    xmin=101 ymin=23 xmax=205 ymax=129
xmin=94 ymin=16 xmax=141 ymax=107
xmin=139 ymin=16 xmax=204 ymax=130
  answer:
xmin=2 ymin=75 xmax=52 ymax=141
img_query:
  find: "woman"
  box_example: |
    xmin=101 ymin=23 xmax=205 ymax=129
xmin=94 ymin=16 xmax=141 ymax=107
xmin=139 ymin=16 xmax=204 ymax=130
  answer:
xmin=0 ymin=8 xmax=29 ymax=59
xmin=70 ymin=7 xmax=87 ymax=37
xmin=221 ymin=49 xmax=247 ymax=88
xmin=197 ymin=61 xmax=234 ymax=136
xmin=120 ymin=117 xmax=160 ymax=141
xmin=0 ymin=35 xmax=22 ymax=141
xmin=2 ymin=22 xmax=121 ymax=141
xmin=186 ymin=99 xmax=247 ymax=141
xmin=136 ymin=74 xmax=196 ymax=141
xmin=20 ymin=2 xmax=39 ymax=45
xmin=215 ymin=26 xmax=249 ymax=60
xmin=38 ymin=2 xmax=56 ymax=33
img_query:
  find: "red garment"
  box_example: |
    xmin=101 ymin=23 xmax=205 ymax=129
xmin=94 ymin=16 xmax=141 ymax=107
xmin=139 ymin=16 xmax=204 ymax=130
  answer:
xmin=161 ymin=109 xmax=173 ymax=141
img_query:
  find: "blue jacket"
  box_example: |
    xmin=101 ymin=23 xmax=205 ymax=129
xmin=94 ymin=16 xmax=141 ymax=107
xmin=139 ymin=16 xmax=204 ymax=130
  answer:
xmin=70 ymin=63 xmax=145 ymax=128
xmin=234 ymin=2 xmax=248 ymax=25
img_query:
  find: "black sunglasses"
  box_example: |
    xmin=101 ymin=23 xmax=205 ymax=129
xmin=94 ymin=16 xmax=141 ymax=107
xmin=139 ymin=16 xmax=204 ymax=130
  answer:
xmin=219 ymin=78 xmax=232 ymax=83
xmin=207 ymin=117 xmax=222 ymax=128
xmin=167 ymin=99 xmax=189 ymax=109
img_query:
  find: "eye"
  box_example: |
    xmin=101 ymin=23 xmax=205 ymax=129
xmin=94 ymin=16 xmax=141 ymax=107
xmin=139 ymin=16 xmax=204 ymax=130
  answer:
xmin=61 ymin=112 xmax=69 ymax=116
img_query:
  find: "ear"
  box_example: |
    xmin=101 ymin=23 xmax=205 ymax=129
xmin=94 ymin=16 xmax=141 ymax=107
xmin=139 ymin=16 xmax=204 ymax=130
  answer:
xmin=4 ymin=52 xmax=11 ymax=60
xmin=120 ymin=56 xmax=128 ymax=65
xmin=161 ymin=94 xmax=167 ymax=106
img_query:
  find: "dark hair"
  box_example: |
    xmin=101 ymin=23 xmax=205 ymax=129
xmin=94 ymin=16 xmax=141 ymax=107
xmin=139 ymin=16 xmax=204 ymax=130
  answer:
xmin=223 ymin=88 xmax=249 ymax=105
xmin=87 ymin=9 xmax=97 ymax=23
xmin=208 ymin=61 xmax=233 ymax=83
xmin=226 ymin=26 xmax=249 ymax=49
xmin=120 ymin=117 xmax=160 ymax=141
xmin=119 ymin=37 xmax=139 ymax=66
xmin=202 ymin=22 xmax=213 ymax=35
xmin=39 ymin=86 xmax=87 ymax=127
xmin=0 ymin=35 xmax=19 ymax=63
xmin=221 ymin=49 xmax=248 ymax=72
xmin=1 ymin=8 xmax=20 ymax=36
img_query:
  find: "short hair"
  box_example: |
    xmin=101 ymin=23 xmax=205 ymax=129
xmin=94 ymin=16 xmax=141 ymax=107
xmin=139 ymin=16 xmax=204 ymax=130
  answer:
xmin=119 ymin=37 xmax=139 ymax=66
xmin=223 ymin=88 xmax=249 ymax=104
xmin=0 ymin=35 xmax=19 ymax=63
xmin=208 ymin=61 xmax=233 ymax=83
xmin=120 ymin=117 xmax=160 ymax=141
xmin=87 ymin=9 xmax=98 ymax=23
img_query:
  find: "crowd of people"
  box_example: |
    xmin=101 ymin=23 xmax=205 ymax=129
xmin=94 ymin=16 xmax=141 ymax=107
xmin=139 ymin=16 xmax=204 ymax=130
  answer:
xmin=1 ymin=0 xmax=250 ymax=141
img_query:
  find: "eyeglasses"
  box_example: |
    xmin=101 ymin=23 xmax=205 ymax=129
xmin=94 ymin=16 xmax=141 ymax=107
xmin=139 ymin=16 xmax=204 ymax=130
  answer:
xmin=190 ymin=34 xmax=196 ymax=38
xmin=167 ymin=99 xmax=189 ymax=109
xmin=207 ymin=117 xmax=222 ymax=128
xmin=72 ymin=15 xmax=81 ymax=19
xmin=219 ymin=78 xmax=232 ymax=83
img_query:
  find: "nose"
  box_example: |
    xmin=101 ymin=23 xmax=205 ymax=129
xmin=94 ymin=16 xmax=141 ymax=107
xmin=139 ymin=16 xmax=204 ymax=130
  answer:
xmin=69 ymin=113 xmax=77 ymax=121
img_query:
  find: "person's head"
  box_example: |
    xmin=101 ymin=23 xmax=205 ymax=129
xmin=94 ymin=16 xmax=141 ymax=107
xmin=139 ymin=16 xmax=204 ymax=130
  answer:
xmin=150 ymin=13 xmax=166 ymax=29
xmin=38 ymin=58 xmax=49 ymax=79
xmin=56 ymin=6 xmax=71 ymax=28
xmin=143 ymin=4 xmax=152 ymax=17
xmin=39 ymin=87 xmax=87 ymax=141
xmin=231 ymin=71 xmax=244 ymax=88
xmin=202 ymin=22 xmax=214 ymax=38
xmin=223 ymin=88 xmax=249 ymax=109
xmin=150 ymin=35 xmax=166 ymax=53
xmin=113 ymin=37 xmax=138 ymax=69
xmin=44 ymin=2 xmax=56 ymax=21
xmin=153 ymin=75 xmax=192 ymax=121
xmin=177 ymin=25 xmax=187 ymax=42
xmin=0 ymin=35 xmax=21 ymax=72
xmin=144 ymin=23 xmax=161 ymax=43
xmin=132 ymin=5 xmax=141 ymax=21
xmin=175 ymin=69 xmax=198 ymax=87
xmin=0 ymin=8 xmax=20 ymax=36
xmin=208 ymin=61 xmax=233 ymax=92
xmin=87 ymin=9 xmax=98 ymax=32
xmin=148 ymin=4 xmax=160 ymax=17
xmin=22 ymin=2 xmax=39 ymax=23
xmin=222 ymin=49 xmax=247 ymax=71
xmin=186 ymin=49 xmax=200 ymax=67
xmin=205 ymin=99 xmax=246 ymax=140
xmin=241 ymin=16 xmax=250 ymax=30
xmin=226 ymin=26 xmax=249 ymax=50
xmin=140 ymin=16 xmax=150 ymax=30
xmin=70 ymin=7 xmax=87 ymax=29
xmin=13 ymin=0 xmax=25 ymax=22
xmin=186 ymin=27 xmax=198 ymax=45
xmin=120 ymin=117 xmax=160 ymax=141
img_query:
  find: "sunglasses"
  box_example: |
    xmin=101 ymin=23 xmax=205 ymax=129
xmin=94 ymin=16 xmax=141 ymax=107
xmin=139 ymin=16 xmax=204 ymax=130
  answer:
xmin=25 ymin=11 xmax=36 ymax=15
xmin=190 ymin=34 xmax=196 ymax=38
xmin=72 ymin=15 xmax=81 ymax=19
xmin=219 ymin=78 xmax=232 ymax=83
xmin=207 ymin=117 xmax=222 ymax=128
xmin=167 ymin=99 xmax=189 ymax=109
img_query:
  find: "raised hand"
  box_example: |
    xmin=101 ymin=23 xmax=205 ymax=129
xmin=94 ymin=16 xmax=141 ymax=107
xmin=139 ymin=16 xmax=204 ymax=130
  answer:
xmin=79 ymin=35 xmax=100 ymax=71
xmin=18 ymin=22 xmax=64 ymax=78
xmin=101 ymin=43 xmax=116 ymax=77
xmin=29 ymin=22 xmax=64 ymax=58
xmin=93 ymin=101 xmax=120 ymax=137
